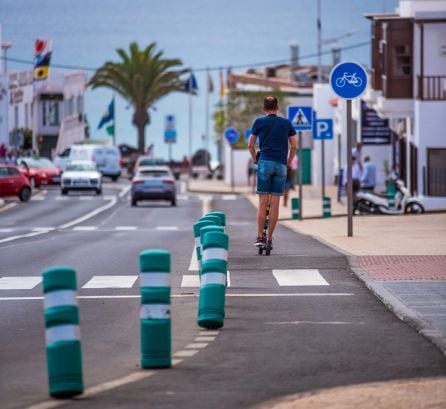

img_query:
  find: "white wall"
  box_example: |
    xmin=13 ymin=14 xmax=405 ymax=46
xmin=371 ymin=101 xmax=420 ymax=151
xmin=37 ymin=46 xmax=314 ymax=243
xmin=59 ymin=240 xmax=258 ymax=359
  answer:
xmin=424 ymin=23 xmax=446 ymax=76
xmin=224 ymin=140 xmax=251 ymax=186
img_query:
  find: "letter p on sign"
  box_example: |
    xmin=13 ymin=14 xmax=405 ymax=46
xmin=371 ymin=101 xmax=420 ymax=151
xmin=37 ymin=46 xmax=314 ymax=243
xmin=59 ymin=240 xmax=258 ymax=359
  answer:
xmin=314 ymin=119 xmax=333 ymax=140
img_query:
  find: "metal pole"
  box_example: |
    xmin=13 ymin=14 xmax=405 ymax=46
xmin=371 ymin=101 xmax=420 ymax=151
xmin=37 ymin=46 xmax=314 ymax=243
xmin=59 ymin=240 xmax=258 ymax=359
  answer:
xmin=230 ymin=146 xmax=234 ymax=192
xmin=321 ymin=138 xmax=325 ymax=201
xmin=298 ymin=130 xmax=303 ymax=220
xmin=346 ymin=100 xmax=353 ymax=237
xmin=317 ymin=0 xmax=322 ymax=83
xmin=112 ymin=95 xmax=116 ymax=147
xmin=187 ymin=73 xmax=192 ymax=188
xmin=205 ymin=68 xmax=210 ymax=153
xmin=168 ymin=143 xmax=172 ymax=162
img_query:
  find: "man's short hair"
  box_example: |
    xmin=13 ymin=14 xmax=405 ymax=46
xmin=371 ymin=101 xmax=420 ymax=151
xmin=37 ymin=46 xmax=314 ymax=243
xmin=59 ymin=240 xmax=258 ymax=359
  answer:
xmin=264 ymin=96 xmax=278 ymax=111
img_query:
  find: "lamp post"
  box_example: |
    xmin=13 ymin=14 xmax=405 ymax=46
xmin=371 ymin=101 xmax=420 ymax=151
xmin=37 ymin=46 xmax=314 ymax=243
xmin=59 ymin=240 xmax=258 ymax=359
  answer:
xmin=1 ymin=40 xmax=12 ymax=149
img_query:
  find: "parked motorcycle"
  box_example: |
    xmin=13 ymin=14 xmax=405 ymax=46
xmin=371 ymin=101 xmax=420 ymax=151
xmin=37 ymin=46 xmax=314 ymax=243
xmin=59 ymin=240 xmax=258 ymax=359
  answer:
xmin=354 ymin=180 xmax=425 ymax=215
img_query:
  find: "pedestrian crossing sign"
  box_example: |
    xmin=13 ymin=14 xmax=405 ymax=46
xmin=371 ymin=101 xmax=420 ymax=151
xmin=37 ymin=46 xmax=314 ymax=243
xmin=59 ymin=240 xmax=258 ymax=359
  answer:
xmin=288 ymin=106 xmax=313 ymax=131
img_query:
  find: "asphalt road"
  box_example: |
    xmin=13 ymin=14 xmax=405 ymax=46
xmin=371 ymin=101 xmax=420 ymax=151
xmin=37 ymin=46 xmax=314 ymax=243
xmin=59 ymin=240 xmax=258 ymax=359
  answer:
xmin=0 ymin=182 xmax=444 ymax=409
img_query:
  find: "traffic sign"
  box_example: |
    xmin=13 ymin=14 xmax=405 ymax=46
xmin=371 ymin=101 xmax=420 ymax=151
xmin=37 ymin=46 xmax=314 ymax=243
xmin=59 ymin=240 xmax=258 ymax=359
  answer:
xmin=224 ymin=127 xmax=239 ymax=144
xmin=164 ymin=115 xmax=176 ymax=144
xmin=329 ymin=61 xmax=368 ymax=99
xmin=314 ymin=119 xmax=333 ymax=140
xmin=288 ymin=106 xmax=313 ymax=131
xmin=244 ymin=129 xmax=251 ymax=144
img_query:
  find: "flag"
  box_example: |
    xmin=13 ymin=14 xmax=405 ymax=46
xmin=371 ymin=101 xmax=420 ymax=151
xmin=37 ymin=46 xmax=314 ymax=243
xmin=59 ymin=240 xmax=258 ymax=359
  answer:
xmin=33 ymin=39 xmax=53 ymax=88
xmin=183 ymin=72 xmax=198 ymax=94
xmin=219 ymin=69 xmax=227 ymax=97
xmin=98 ymin=98 xmax=114 ymax=130
xmin=207 ymin=72 xmax=214 ymax=93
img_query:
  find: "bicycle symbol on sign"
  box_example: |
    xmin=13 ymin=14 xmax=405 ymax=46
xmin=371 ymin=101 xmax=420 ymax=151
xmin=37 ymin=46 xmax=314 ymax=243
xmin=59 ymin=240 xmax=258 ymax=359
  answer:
xmin=335 ymin=72 xmax=363 ymax=88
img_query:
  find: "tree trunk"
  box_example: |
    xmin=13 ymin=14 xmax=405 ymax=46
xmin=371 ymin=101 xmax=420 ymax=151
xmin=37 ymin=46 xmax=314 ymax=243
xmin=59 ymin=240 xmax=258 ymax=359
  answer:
xmin=133 ymin=110 xmax=149 ymax=154
xmin=137 ymin=122 xmax=145 ymax=154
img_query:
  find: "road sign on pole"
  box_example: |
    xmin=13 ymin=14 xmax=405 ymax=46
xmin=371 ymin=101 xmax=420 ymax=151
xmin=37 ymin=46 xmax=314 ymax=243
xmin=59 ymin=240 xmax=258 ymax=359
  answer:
xmin=314 ymin=119 xmax=333 ymax=140
xmin=330 ymin=61 xmax=368 ymax=237
xmin=164 ymin=115 xmax=177 ymax=144
xmin=288 ymin=106 xmax=313 ymax=131
xmin=224 ymin=127 xmax=239 ymax=145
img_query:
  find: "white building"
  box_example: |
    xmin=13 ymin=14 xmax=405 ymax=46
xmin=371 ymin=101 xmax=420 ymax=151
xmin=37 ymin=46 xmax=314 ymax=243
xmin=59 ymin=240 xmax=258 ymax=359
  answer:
xmin=361 ymin=0 xmax=446 ymax=210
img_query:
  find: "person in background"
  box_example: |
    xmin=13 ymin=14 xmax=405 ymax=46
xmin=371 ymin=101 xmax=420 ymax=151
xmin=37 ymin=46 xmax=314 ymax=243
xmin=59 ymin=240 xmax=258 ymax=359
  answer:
xmin=0 ymin=144 xmax=6 ymax=163
xmin=360 ymin=156 xmax=376 ymax=192
xmin=6 ymin=150 xmax=17 ymax=165
xmin=343 ymin=156 xmax=362 ymax=198
xmin=352 ymin=142 xmax=363 ymax=171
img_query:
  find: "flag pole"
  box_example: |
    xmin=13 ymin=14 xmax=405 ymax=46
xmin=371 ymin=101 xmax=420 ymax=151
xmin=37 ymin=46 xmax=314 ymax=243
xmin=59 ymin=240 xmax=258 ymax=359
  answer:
xmin=205 ymin=68 xmax=210 ymax=153
xmin=112 ymin=94 xmax=116 ymax=147
xmin=187 ymin=70 xmax=193 ymax=189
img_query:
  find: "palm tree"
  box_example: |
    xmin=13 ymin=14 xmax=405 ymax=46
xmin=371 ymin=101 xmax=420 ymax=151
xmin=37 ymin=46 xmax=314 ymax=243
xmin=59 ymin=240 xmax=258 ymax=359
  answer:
xmin=89 ymin=42 xmax=189 ymax=153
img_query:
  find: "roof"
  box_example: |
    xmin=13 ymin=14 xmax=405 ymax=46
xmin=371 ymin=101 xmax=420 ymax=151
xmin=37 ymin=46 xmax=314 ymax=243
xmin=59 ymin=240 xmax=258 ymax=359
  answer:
xmin=364 ymin=13 xmax=402 ymax=20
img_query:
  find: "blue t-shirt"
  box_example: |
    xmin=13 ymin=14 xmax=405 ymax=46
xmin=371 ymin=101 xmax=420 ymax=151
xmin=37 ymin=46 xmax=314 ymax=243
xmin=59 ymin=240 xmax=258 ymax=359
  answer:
xmin=251 ymin=114 xmax=296 ymax=165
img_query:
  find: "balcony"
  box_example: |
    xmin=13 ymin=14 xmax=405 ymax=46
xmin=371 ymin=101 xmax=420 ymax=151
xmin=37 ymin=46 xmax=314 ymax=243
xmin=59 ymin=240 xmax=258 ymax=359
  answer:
xmin=417 ymin=75 xmax=446 ymax=101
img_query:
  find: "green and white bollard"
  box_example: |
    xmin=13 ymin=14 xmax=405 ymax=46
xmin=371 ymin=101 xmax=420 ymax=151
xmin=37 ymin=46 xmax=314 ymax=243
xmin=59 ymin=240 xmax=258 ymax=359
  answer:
xmin=199 ymin=215 xmax=221 ymax=226
xmin=193 ymin=220 xmax=215 ymax=272
xmin=42 ymin=267 xmax=83 ymax=399
xmin=323 ymin=197 xmax=332 ymax=218
xmin=139 ymin=249 xmax=171 ymax=369
xmin=291 ymin=198 xmax=300 ymax=220
xmin=388 ymin=192 xmax=395 ymax=209
xmin=205 ymin=212 xmax=226 ymax=229
xmin=198 ymin=231 xmax=229 ymax=329
xmin=199 ymin=225 xmax=224 ymax=276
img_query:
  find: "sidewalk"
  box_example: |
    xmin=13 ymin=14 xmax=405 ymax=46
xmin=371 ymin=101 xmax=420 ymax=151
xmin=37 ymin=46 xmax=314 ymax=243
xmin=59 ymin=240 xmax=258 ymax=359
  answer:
xmin=188 ymin=179 xmax=446 ymax=355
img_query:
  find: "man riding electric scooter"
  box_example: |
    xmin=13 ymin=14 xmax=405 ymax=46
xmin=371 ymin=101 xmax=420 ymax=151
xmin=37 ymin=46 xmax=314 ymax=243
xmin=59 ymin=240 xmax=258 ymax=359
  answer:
xmin=248 ymin=96 xmax=297 ymax=254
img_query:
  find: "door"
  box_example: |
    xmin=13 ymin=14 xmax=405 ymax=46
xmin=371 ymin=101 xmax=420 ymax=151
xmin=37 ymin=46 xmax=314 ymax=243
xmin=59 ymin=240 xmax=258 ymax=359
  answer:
xmin=7 ymin=167 xmax=24 ymax=195
xmin=410 ymin=143 xmax=418 ymax=195
xmin=427 ymin=149 xmax=446 ymax=197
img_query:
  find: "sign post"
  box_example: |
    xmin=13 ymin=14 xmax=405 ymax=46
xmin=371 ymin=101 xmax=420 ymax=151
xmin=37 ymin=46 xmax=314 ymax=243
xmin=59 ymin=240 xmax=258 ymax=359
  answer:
xmin=224 ymin=127 xmax=240 ymax=192
xmin=329 ymin=61 xmax=368 ymax=237
xmin=288 ymin=106 xmax=313 ymax=221
xmin=314 ymin=118 xmax=333 ymax=211
xmin=164 ymin=115 xmax=177 ymax=161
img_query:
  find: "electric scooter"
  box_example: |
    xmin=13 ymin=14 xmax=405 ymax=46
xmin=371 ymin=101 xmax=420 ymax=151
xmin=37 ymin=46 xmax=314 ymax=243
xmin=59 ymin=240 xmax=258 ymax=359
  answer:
xmin=354 ymin=180 xmax=425 ymax=215
xmin=257 ymin=193 xmax=273 ymax=255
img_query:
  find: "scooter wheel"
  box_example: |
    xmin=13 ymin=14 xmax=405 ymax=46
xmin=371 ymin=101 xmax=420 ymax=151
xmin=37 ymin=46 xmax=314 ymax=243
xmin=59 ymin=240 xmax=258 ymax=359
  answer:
xmin=258 ymin=246 xmax=263 ymax=255
xmin=265 ymin=243 xmax=272 ymax=256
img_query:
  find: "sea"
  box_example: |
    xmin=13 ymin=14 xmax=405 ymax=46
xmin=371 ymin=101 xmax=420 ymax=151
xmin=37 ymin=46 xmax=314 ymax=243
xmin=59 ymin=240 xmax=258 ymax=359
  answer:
xmin=1 ymin=0 xmax=398 ymax=161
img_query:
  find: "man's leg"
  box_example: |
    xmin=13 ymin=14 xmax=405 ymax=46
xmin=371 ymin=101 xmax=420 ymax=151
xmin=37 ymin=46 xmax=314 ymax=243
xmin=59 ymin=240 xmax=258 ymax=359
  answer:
xmin=257 ymin=194 xmax=269 ymax=237
xmin=267 ymin=195 xmax=281 ymax=240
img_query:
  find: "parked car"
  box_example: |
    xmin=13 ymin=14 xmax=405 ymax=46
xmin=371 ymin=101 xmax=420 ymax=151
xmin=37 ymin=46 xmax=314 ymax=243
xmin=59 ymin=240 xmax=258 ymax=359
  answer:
xmin=55 ymin=145 xmax=121 ymax=181
xmin=0 ymin=164 xmax=32 ymax=202
xmin=61 ymin=161 xmax=102 ymax=195
xmin=190 ymin=149 xmax=211 ymax=179
xmin=131 ymin=165 xmax=176 ymax=207
xmin=17 ymin=157 xmax=62 ymax=188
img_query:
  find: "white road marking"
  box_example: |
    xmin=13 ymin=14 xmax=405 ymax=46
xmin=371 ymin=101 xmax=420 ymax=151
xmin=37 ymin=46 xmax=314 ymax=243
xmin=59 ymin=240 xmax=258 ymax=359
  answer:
xmin=188 ymin=247 xmax=199 ymax=271
xmin=55 ymin=196 xmax=69 ymax=201
xmin=198 ymin=194 xmax=212 ymax=214
xmin=31 ymin=227 xmax=56 ymax=232
xmin=118 ymin=185 xmax=131 ymax=198
xmin=177 ymin=194 xmax=189 ymax=200
xmin=222 ymin=194 xmax=237 ymax=200
xmin=199 ymin=331 xmax=219 ymax=336
xmin=195 ymin=336 xmax=216 ymax=342
xmin=186 ymin=343 xmax=208 ymax=349
xmin=265 ymin=321 xmax=365 ymax=325
xmin=227 ymin=221 xmax=250 ymax=226
xmin=272 ymin=269 xmax=329 ymax=286
xmin=174 ymin=350 xmax=198 ymax=357
xmin=72 ymin=226 xmax=98 ymax=231
xmin=181 ymin=275 xmax=200 ymax=287
xmin=180 ymin=181 xmax=186 ymax=194
xmin=115 ymin=226 xmax=137 ymax=231
xmin=103 ymin=195 xmax=116 ymax=201
xmin=0 ymin=228 xmax=14 ymax=233
xmin=82 ymin=275 xmax=138 ymax=289
xmin=0 ymin=230 xmax=48 ymax=244
xmin=59 ymin=195 xmax=118 ymax=229
xmin=79 ymin=196 xmax=93 ymax=201
xmin=227 ymin=270 xmax=231 ymax=287
xmin=30 ymin=196 xmax=45 ymax=201
xmin=0 ymin=203 xmax=17 ymax=212
xmin=156 ymin=226 xmax=179 ymax=231
xmin=0 ymin=276 xmax=42 ymax=290
xmin=0 ymin=293 xmax=354 ymax=302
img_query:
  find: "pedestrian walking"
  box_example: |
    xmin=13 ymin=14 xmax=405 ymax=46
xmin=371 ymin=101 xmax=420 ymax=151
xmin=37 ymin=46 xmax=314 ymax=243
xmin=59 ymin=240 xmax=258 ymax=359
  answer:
xmin=248 ymin=95 xmax=297 ymax=250
xmin=360 ymin=156 xmax=376 ymax=192
xmin=352 ymin=142 xmax=363 ymax=171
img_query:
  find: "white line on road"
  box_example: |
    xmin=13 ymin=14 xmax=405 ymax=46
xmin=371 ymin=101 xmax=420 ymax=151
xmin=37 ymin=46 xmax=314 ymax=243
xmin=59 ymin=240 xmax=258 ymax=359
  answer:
xmin=79 ymin=196 xmax=93 ymax=201
xmin=0 ymin=230 xmax=48 ymax=244
xmin=222 ymin=194 xmax=237 ymax=200
xmin=0 ymin=276 xmax=42 ymax=290
xmin=115 ymin=226 xmax=138 ymax=231
xmin=188 ymin=247 xmax=199 ymax=271
xmin=0 ymin=203 xmax=17 ymax=213
xmin=30 ymin=196 xmax=45 ymax=201
xmin=199 ymin=331 xmax=219 ymax=336
xmin=31 ymin=227 xmax=56 ymax=232
xmin=174 ymin=350 xmax=199 ymax=357
xmin=227 ymin=270 xmax=231 ymax=287
xmin=59 ymin=195 xmax=118 ymax=229
xmin=181 ymin=275 xmax=200 ymax=287
xmin=195 ymin=336 xmax=216 ymax=342
xmin=272 ymin=269 xmax=329 ymax=286
xmin=55 ymin=196 xmax=69 ymax=201
xmin=82 ymin=275 xmax=138 ymax=289
xmin=0 ymin=228 xmax=14 ymax=233
xmin=156 ymin=226 xmax=179 ymax=231
xmin=103 ymin=195 xmax=116 ymax=201
xmin=72 ymin=226 xmax=98 ymax=231
xmin=265 ymin=321 xmax=366 ymax=325
xmin=186 ymin=343 xmax=208 ymax=349
xmin=177 ymin=194 xmax=189 ymax=200
xmin=118 ymin=184 xmax=131 ymax=198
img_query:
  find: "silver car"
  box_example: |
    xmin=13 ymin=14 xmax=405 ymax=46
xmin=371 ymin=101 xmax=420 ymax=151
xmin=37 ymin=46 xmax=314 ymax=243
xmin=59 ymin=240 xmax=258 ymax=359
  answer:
xmin=61 ymin=161 xmax=102 ymax=195
xmin=131 ymin=166 xmax=176 ymax=207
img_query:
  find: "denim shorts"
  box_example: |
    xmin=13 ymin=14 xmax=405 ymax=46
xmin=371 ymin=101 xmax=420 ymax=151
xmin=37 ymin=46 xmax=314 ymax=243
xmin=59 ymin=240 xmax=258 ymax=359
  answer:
xmin=256 ymin=159 xmax=287 ymax=196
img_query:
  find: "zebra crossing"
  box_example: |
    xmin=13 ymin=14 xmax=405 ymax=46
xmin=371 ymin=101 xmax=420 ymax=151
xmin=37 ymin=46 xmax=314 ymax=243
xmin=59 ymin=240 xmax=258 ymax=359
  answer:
xmin=0 ymin=269 xmax=329 ymax=290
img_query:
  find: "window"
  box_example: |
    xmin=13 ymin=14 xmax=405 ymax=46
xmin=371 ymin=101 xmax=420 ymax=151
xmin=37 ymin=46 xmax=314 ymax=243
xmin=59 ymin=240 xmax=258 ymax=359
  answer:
xmin=7 ymin=167 xmax=20 ymax=176
xmin=48 ymin=101 xmax=60 ymax=126
xmin=392 ymin=45 xmax=411 ymax=76
xmin=42 ymin=102 xmax=47 ymax=126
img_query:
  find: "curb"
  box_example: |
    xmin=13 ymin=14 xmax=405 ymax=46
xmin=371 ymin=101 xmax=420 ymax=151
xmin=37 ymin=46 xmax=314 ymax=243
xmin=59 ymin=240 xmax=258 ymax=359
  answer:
xmin=278 ymin=222 xmax=446 ymax=356
xmin=187 ymin=188 xmax=243 ymax=195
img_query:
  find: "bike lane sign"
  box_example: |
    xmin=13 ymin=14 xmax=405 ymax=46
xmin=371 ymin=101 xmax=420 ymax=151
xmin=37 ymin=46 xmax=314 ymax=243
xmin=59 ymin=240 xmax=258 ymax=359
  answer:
xmin=329 ymin=61 xmax=367 ymax=99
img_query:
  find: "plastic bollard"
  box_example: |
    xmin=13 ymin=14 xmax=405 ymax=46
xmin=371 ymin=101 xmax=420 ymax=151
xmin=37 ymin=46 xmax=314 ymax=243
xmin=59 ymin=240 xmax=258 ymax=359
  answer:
xmin=198 ymin=231 xmax=229 ymax=329
xmin=193 ymin=220 xmax=215 ymax=272
xmin=388 ymin=192 xmax=395 ymax=209
xmin=42 ymin=267 xmax=83 ymax=399
xmin=199 ymin=215 xmax=221 ymax=226
xmin=205 ymin=211 xmax=226 ymax=228
xmin=323 ymin=197 xmax=332 ymax=218
xmin=291 ymin=198 xmax=300 ymax=220
xmin=199 ymin=225 xmax=224 ymax=276
xmin=139 ymin=249 xmax=171 ymax=369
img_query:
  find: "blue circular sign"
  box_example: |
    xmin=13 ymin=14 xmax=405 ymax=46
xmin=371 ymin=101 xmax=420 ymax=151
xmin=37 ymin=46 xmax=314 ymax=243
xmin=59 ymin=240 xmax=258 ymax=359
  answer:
xmin=329 ymin=61 xmax=368 ymax=99
xmin=224 ymin=127 xmax=240 ymax=144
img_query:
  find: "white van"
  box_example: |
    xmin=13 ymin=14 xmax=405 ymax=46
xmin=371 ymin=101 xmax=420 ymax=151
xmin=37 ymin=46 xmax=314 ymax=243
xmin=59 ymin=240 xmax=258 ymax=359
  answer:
xmin=55 ymin=145 xmax=122 ymax=181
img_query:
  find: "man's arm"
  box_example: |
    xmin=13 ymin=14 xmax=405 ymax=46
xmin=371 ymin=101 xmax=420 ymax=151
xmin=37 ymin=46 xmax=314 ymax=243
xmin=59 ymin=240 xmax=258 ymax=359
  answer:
xmin=287 ymin=135 xmax=297 ymax=167
xmin=248 ymin=134 xmax=258 ymax=163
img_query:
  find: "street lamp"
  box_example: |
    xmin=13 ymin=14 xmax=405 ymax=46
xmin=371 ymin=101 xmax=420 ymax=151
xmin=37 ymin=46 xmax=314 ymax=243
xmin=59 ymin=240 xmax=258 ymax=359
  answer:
xmin=1 ymin=40 xmax=13 ymax=75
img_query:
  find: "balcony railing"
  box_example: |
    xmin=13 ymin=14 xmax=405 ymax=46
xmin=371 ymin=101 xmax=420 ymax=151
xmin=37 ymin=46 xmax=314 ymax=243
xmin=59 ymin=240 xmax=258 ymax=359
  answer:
xmin=417 ymin=75 xmax=446 ymax=101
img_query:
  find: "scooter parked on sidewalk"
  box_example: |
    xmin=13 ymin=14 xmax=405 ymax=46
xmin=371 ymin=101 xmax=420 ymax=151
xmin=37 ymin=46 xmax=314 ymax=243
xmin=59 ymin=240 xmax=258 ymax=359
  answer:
xmin=354 ymin=180 xmax=425 ymax=215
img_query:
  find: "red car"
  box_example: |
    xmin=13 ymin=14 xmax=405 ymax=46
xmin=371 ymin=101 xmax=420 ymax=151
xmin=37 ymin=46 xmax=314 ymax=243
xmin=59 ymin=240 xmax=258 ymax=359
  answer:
xmin=17 ymin=157 xmax=62 ymax=188
xmin=0 ymin=164 xmax=32 ymax=202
